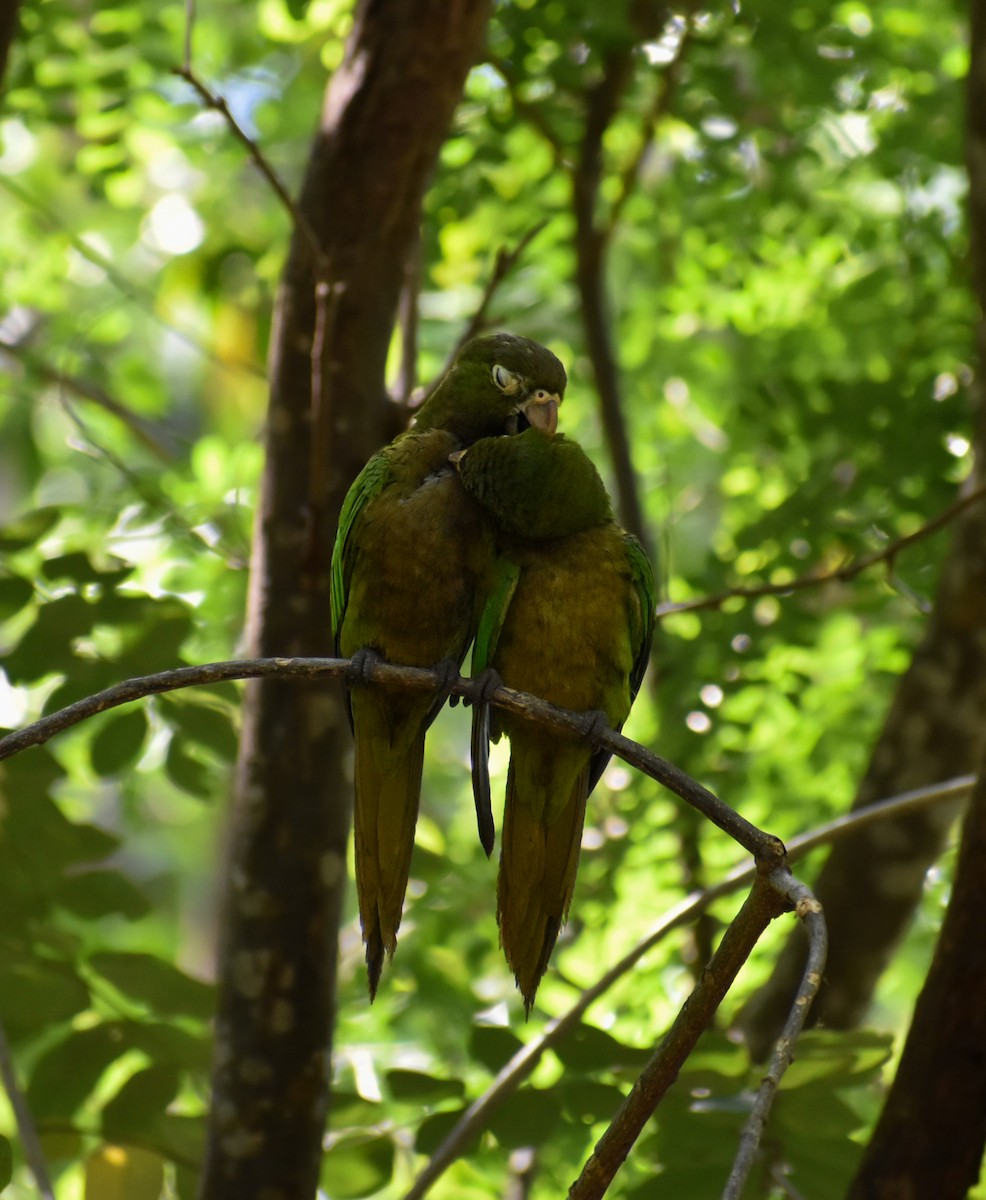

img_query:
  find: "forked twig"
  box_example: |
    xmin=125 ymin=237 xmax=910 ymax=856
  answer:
xmin=722 ymin=876 xmax=827 ymax=1198
xmin=567 ymin=870 xmax=800 ymax=1199
xmin=402 ymin=774 xmax=971 ymax=1198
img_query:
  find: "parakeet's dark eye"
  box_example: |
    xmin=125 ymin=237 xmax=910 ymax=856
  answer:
xmin=492 ymin=364 xmax=520 ymax=394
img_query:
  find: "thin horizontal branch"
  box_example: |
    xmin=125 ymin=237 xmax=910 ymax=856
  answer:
xmin=403 ymin=773 xmax=970 ymax=1199
xmin=0 ymin=656 xmax=782 ymax=860
xmin=657 ymin=480 xmax=986 ymax=619
xmin=723 ymin=874 xmax=827 ymax=1199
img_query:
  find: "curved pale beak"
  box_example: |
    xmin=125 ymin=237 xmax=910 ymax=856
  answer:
xmin=522 ymin=392 xmax=561 ymax=436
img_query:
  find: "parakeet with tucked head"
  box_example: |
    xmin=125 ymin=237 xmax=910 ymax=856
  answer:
xmin=454 ymin=428 xmax=654 ymax=1012
xmin=331 ymin=334 xmax=567 ymax=996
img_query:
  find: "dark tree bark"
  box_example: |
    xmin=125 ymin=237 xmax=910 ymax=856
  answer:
xmin=198 ymin=3 xmax=492 ymax=1197
xmin=736 ymin=0 xmax=986 ymax=1059
xmin=841 ymin=11 xmax=986 ymax=1191
xmin=845 ymin=750 xmax=986 ymax=1199
xmin=572 ymin=9 xmax=664 ymax=560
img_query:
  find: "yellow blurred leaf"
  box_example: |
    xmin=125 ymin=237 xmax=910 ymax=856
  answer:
xmin=85 ymin=1144 xmax=164 ymax=1200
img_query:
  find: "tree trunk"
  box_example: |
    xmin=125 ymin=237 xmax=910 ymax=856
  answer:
xmin=198 ymin=3 xmax=492 ymax=1197
xmin=842 ymin=9 xmax=986 ymax=1191
xmin=737 ymin=0 xmax=986 ymax=1063
xmin=845 ymin=747 xmax=986 ymax=1199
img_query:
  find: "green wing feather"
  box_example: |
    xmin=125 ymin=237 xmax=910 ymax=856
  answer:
xmin=331 ymin=451 xmax=394 ymax=736
xmin=470 ymin=555 xmax=521 ymax=856
xmin=586 ymin=532 xmax=656 ymax=794
xmin=625 ymin=532 xmax=656 ymax=702
xmin=330 ymin=450 xmax=393 ymax=656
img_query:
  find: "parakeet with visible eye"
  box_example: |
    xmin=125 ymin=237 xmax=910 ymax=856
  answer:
xmin=454 ymin=427 xmax=654 ymax=1012
xmin=331 ymin=334 xmax=567 ymax=996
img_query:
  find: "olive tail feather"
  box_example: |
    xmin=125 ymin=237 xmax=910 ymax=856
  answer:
xmin=353 ymin=717 xmax=426 ymax=999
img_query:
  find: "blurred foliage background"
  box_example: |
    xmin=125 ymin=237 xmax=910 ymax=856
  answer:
xmin=0 ymin=0 xmax=979 ymax=1196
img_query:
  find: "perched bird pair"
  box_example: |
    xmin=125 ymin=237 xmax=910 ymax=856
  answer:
xmin=330 ymin=333 xmax=654 ymax=1010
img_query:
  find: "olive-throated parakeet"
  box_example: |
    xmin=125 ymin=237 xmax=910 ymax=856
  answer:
xmin=454 ymin=427 xmax=654 ymax=1011
xmin=331 ymin=334 xmax=567 ymax=995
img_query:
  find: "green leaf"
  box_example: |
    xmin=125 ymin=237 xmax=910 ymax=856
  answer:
xmin=469 ymin=1024 xmax=525 ymax=1073
xmin=552 ymin=1022 xmax=651 ymax=1071
xmin=159 ymin=697 xmax=239 ymax=761
xmin=488 ymin=1087 xmax=562 ymax=1149
xmin=414 ymin=1107 xmax=477 ymax=1157
xmin=4 ymin=594 xmax=98 ymax=683
xmin=127 ymin=1021 xmax=211 ymax=1072
xmin=320 ymin=1134 xmax=395 ymax=1198
xmin=150 ymin=1114 xmax=206 ymax=1166
xmin=0 ymin=573 xmax=34 ymax=620
xmin=90 ymin=708 xmax=149 ymax=775
xmin=0 ymin=960 xmax=91 ymax=1040
xmin=89 ymin=952 xmax=214 ymax=1019
xmin=42 ymin=662 xmax=122 ymax=715
xmin=41 ymin=551 xmax=131 ymax=585
xmin=119 ymin=612 xmax=194 ymax=675
xmin=0 ymin=508 xmax=60 ymax=551
xmin=102 ymin=1066 xmax=181 ymax=1139
xmin=28 ymin=1023 xmax=130 ymax=1119
xmin=329 ymin=1091 xmax=386 ymax=1129
xmin=54 ymin=869 xmax=151 ymax=920
xmin=165 ymin=737 xmax=215 ymax=798
xmin=780 ymin=1030 xmax=894 ymax=1088
xmin=0 ymin=1134 xmax=12 ymax=1189
xmin=0 ymin=788 xmax=120 ymax=912
xmin=387 ymin=1069 xmax=465 ymax=1103
xmin=557 ymin=1079 xmax=624 ymax=1124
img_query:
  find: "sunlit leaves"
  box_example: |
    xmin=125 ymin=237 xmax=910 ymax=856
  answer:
xmin=0 ymin=0 xmax=976 ymax=1194
xmin=321 ymin=1134 xmax=395 ymax=1198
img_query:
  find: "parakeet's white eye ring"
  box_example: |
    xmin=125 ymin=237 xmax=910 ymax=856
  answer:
xmin=492 ymin=364 xmax=520 ymax=394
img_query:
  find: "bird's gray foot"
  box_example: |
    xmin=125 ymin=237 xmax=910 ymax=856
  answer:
xmin=576 ymin=709 xmax=610 ymax=747
xmin=469 ymin=667 xmax=504 ymax=710
xmin=431 ymin=657 xmax=461 ymax=708
xmin=346 ymin=647 xmax=381 ymax=688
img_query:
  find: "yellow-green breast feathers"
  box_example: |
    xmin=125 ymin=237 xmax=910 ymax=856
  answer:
xmin=456 ymin=428 xmax=655 ymax=1011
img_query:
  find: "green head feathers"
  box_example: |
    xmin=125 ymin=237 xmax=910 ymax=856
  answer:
xmin=413 ymin=333 xmax=567 ymax=444
xmin=454 ymin=428 xmax=613 ymax=540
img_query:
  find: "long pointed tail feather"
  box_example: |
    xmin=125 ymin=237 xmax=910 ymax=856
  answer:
xmin=497 ymin=757 xmax=590 ymax=1013
xmin=352 ymin=709 xmax=426 ymax=999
